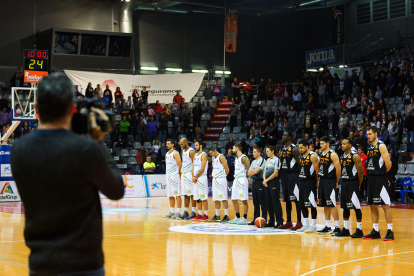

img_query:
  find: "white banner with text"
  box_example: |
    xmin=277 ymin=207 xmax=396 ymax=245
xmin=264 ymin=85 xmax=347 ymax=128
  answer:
xmin=0 ymin=181 xmax=21 ymax=202
xmin=100 ymin=175 xmax=146 ymax=198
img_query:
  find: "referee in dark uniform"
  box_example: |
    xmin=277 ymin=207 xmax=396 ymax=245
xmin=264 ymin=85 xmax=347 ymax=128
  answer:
xmin=247 ymin=147 xmax=267 ymax=225
xmin=363 ymin=126 xmax=394 ymax=241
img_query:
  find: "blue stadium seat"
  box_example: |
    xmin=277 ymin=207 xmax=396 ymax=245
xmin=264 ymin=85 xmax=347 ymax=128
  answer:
xmin=130 ymin=149 xmax=137 ymax=156
xmin=233 ymin=127 xmax=241 ymax=133
xmin=223 ymin=126 xmax=231 ymax=134
xmin=144 ymin=142 xmax=152 ymax=149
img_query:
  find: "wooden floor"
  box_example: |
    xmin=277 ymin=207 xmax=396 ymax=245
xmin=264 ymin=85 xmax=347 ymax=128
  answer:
xmin=1 ymin=198 xmax=414 ymax=276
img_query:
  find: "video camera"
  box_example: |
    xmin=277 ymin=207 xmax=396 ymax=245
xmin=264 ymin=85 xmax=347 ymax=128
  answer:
xmin=71 ymin=97 xmax=114 ymax=135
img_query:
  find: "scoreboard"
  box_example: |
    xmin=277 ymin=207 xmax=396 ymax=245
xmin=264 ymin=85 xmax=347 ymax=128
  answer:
xmin=23 ymin=49 xmax=49 ymax=83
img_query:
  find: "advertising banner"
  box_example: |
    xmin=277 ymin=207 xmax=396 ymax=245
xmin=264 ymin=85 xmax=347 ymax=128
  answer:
xmin=0 ymin=181 xmax=21 ymax=202
xmin=306 ymin=47 xmax=337 ymax=68
xmin=225 ymin=9 xmax=238 ymax=53
xmin=144 ymin=174 xmax=167 ymax=197
xmin=332 ymin=6 xmax=344 ymax=45
xmin=64 ymin=70 xmax=205 ymax=105
xmin=100 ymin=175 xmax=145 ymax=198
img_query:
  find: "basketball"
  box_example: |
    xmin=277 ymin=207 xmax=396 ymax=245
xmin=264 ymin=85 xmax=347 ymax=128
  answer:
xmin=255 ymin=217 xmax=266 ymax=228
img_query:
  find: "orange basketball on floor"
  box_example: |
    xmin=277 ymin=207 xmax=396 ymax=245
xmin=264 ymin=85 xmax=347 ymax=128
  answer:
xmin=255 ymin=217 xmax=266 ymax=228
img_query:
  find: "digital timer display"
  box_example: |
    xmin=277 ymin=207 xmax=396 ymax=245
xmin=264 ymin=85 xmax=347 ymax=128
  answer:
xmin=23 ymin=49 xmax=49 ymax=72
xmin=23 ymin=50 xmax=48 ymax=59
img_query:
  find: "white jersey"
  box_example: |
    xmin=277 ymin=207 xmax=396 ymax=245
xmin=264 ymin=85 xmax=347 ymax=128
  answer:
xmin=194 ymin=151 xmax=208 ymax=176
xmin=212 ymin=154 xmax=226 ymax=178
xmin=166 ymin=150 xmax=179 ymax=175
xmin=234 ymin=154 xmax=247 ymax=179
xmin=181 ymin=147 xmax=194 ymax=174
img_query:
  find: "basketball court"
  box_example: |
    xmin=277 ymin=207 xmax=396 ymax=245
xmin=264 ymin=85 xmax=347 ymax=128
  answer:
xmin=1 ymin=198 xmax=413 ymax=275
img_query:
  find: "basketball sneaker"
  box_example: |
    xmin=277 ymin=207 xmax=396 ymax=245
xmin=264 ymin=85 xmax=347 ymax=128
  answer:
xmin=264 ymin=221 xmax=274 ymax=227
xmin=178 ymin=211 xmax=189 ymax=220
xmin=163 ymin=212 xmax=174 ymax=218
xmin=191 ymin=214 xmax=203 ymax=221
xmin=278 ymin=222 xmax=293 ymax=229
xmin=335 ymin=228 xmax=350 ymax=237
xmin=317 ymin=226 xmax=332 ymax=234
xmin=363 ymin=229 xmax=381 ymax=240
xmin=228 ymin=217 xmax=240 ymax=224
xmin=247 ymin=221 xmax=255 ymax=225
xmin=330 ymin=227 xmax=341 ymax=236
xmin=383 ymin=230 xmax=394 ymax=241
xmin=207 ymin=215 xmax=220 ymax=222
xmin=237 ymin=217 xmax=247 ymax=225
xmin=290 ymin=222 xmax=303 ymax=231
xmin=296 ymin=225 xmax=310 ymax=232
xmin=198 ymin=215 xmax=208 ymax=221
xmin=171 ymin=212 xmax=181 ymax=219
xmin=220 ymin=215 xmax=230 ymax=223
xmin=350 ymin=229 xmax=364 ymax=238
xmin=305 ymin=226 xmax=316 ymax=233
xmin=185 ymin=211 xmax=197 ymax=220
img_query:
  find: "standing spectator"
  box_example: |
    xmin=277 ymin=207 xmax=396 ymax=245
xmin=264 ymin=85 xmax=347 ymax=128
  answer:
xmin=170 ymin=99 xmax=179 ymax=114
xmin=147 ymin=116 xmax=158 ymax=143
xmin=348 ymin=121 xmax=357 ymax=134
xmin=171 ymin=110 xmax=182 ymax=140
xmin=182 ymin=109 xmax=190 ymax=134
xmin=283 ymin=82 xmax=292 ymax=107
xmin=343 ymin=74 xmax=352 ymax=97
xmin=153 ymin=100 xmax=163 ymax=120
xmin=0 ymin=94 xmax=8 ymax=110
xmin=186 ymin=118 xmax=195 ymax=141
xmin=103 ymin=85 xmax=113 ymax=108
xmin=0 ymin=107 xmax=9 ymax=128
xmin=330 ymin=110 xmax=340 ymax=140
xmin=109 ymin=122 xmax=119 ymax=148
xmin=173 ymin=91 xmax=183 ymax=106
xmin=266 ymin=79 xmax=275 ymax=100
xmin=114 ymin=87 xmax=123 ymax=105
xmin=338 ymin=111 xmax=348 ymax=128
xmin=326 ymin=79 xmax=334 ymax=102
xmin=148 ymin=148 xmax=158 ymax=164
xmin=10 ymin=72 xmax=23 ymax=88
xmin=318 ymin=80 xmax=326 ymax=107
xmin=157 ymin=142 xmax=167 ymax=169
xmin=275 ymin=83 xmax=283 ymax=101
xmin=93 ymin=88 xmax=100 ymax=98
xmin=120 ymin=116 xmax=130 ymax=146
xmin=386 ymin=72 xmax=395 ymax=98
xmin=245 ymin=108 xmax=256 ymax=127
xmin=22 ymin=121 xmax=30 ymax=135
xmin=136 ymin=146 xmax=148 ymax=166
xmin=225 ymin=138 xmax=234 ymax=152
xmin=293 ymin=89 xmax=302 ymax=111
xmin=192 ymin=102 xmax=202 ymax=127
xmin=374 ymin=85 xmax=383 ymax=100
xmin=243 ymin=82 xmax=252 ymax=92
xmin=204 ymin=84 xmax=213 ymax=107
xmin=96 ymin=84 xmax=103 ymax=98
xmin=229 ymin=102 xmax=239 ymax=132
xmin=141 ymin=87 xmax=148 ymax=106
xmin=397 ymin=69 xmax=407 ymax=96
xmin=306 ymin=98 xmax=315 ymax=113
xmin=132 ymin=89 xmax=140 ymax=106
xmin=85 ymin=83 xmax=94 ymax=98
xmin=258 ymin=78 xmax=266 ymax=101
xmin=310 ymin=124 xmax=322 ymax=142
xmin=287 ymin=106 xmax=296 ymax=130
xmin=158 ymin=114 xmax=168 ymax=142
xmin=389 ymin=121 xmax=399 ymax=160
xmin=240 ymin=100 xmax=249 ymax=125
xmin=404 ymin=109 xmax=414 ymax=152
xmin=318 ymin=111 xmax=329 ymax=135
xmin=379 ymin=123 xmax=389 ymax=145
xmin=231 ymin=78 xmax=241 ymax=104
xmin=333 ymin=73 xmax=340 ymax=98
xmin=358 ymin=146 xmax=368 ymax=200
xmin=125 ymin=96 xmax=133 ymax=110
xmin=265 ymin=107 xmax=275 ymax=126
xmin=341 ymin=94 xmax=348 ymax=108
xmin=352 ymin=81 xmax=360 ymax=98
xmin=337 ymin=123 xmax=349 ymax=140
xmin=102 ymin=90 xmax=110 ymax=109
xmin=303 ymin=110 xmax=316 ymax=135
xmin=245 ymin=90 xmax=253 ymax=108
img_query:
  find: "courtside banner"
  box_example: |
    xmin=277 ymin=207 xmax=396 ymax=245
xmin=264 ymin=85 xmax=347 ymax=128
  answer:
xmin=0 ymin=181 xmax=21 ymax=202
xmin=100 ymin=175 xmax=145 ymax=198
xmin=64 ymin=70 xmax=204 ymax=104
xmin=144 ymin=174 xmax=167 ymax=197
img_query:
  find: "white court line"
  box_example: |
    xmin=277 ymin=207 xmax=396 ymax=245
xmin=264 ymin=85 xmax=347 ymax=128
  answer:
xmin=104 ymin=232 xmax=172 ymax=237
xmin=0 ymin=240 xmax=25 ymax=243
xmin=300 ymin=251 xmax=414 ymax=276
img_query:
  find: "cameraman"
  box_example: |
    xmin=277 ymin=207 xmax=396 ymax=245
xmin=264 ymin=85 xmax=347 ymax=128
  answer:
xmin=10 ymin=73 xmax=124 ymax=276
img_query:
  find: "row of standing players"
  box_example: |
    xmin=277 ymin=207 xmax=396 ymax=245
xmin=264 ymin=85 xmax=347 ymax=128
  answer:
xmin=163 ymin=126 xmax=394 ymax=241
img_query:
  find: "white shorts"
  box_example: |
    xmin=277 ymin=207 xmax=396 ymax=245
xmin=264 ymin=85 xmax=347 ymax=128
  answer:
xmin=212 ymin=177 xmax=228 ymax=201
xmin=181 ymin=172 xmax=194 ymax=196
xmin=231 ymin=177 xmax=249 ymax=201
xmin=193 ymin=175 xmax=208 ymax=201
xmin=166 ymin=174 xmax=181 ymax=197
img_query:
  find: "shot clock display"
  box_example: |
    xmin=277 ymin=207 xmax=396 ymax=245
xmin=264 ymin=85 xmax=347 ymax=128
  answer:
xmin=23 ymin=49 xmax=48 ymax=72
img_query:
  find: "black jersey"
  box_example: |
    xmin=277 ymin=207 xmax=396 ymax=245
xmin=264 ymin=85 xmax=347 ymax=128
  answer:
xmin=318 ymin=149 xmax=336 ymax=179
xmin=340 ymin=152 xmax=358 ymax=181
xmin=367 ymin=141 xmax=387 ymax=176
xmin=299 ymin=151 xmax=318 ymax=181
xmin=279 ymin=144 xmax=298 ymax=173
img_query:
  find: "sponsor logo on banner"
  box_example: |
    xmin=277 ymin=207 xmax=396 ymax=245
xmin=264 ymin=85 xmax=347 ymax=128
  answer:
xmin=217 ymin=108 xmax=230 ymax=111
xmin=146 ymin=175 xmax=167 ymax=197
xmin=219 ymin=102 xmax=233 ymax=106
xmin=214 ymin=114 xmax=229 ymax=118
xmin=210 ymin=121 xmax=226 ymax=124
xmin=213 ymin=86 xmax=221 ymax=93
xmin=169 ymin=223 xmax=298 ymax=235
xmin=24 ymin=70 xmax=48 ymax=83
xmin=0 ymin=151 xmax=10 ymax=155
xmin=1 ymin=164 xmax=12 ymax=177
xmin=306 ymin=47 xmax=336 ymax=67
xmin=204 ymin=134 xmax=220 ymax=137
xmin=207 ymin=127 xmax=223 ymax=131
xmin=225 ymin=9 xmax=238 ymax=53
xmin=100 ymin=175 xmax=145 ymax=198
xmin=0 ymin=182 xmax=20 ymax=201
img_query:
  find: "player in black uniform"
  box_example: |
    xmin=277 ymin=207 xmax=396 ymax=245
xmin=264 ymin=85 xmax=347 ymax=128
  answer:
xmin=335 ymin=138 xmax=364 ymax=238
xmin=296 ymin=139 xmax=319 ymax=233
xmin=278 ymin=132 xmax=302 ymax=231
xmin=316 ymin=136 xmax=341 ymax=235
xmin=363 ymin=126 xmax=394 ymax=241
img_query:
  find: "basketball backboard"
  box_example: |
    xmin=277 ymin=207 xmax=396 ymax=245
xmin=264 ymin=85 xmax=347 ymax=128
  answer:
xmin=11 ymin=87 xmax=37 ymax=121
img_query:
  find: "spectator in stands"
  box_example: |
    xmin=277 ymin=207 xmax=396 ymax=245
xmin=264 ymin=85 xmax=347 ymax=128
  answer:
xmin=152 ymin=139 xmax=160 ymax=153
xmin=148 ymin=148 xmax=158 ymax=163
xmin=92 ymin=88 xmax=100 ymax=98
xmin=311 ymin=124 xmax=322 ymax=142
xmin=241 ymin=138 xmax=249 ymax=154
xmin=257 ymin=106 xmax=265 ymax=121
xmin=348 ymin=121 xmax=357 ymax=134
xmin=389 ymin=121 xmax=399 ymax=159
xmin=147 ymin=117 xmax=158 ymax=142
xmin=120 ymin=102 xmax=129 ymax=116
xmin=243 ymin=82 xmax=252 ymax=93
xmin=397 ymin=70 xmax=407 ymax=96
xmin=304 ymin=109 xmax=316 ymax=135
xmin=341 ymin=94 xmax=348 ymax=108
xmin=225 ymin=137 xmax=234 ymax=152
xmin=102 ymin=90 xmax=110 ymax=109
xmin=304 ymin=133 xmax=312 ymax=145
xmin=339 ymin=111 xmax=348 ymax=128
xmin=248 ymin=133 xmax=260 ymax=149
xmin=103 ymin=85 xmax=113 ymax=107
xmin=343 ymin=74 xmax=352 ymax=97
xmin=173 ymin=91 xmax=183 ymax=106
xmin=10 ymin=72 xmax=23 ymax=88
xmin=240 ymin=100 xmax=249 ymax=125
xmin=258 ymin=78 xmax=266 ymax=101
xmin=287 ymin=106 xmax=296 ymax=129
xmin=192 ymin=102 xmax=202 ymax=127
xmin=386 ymin=72 xmax=395 ymax=98
xmin=153 ymin=100 xmax=163 ymax=120
xmin=266 ymin=79 xmax=275 ymax=100
xmin=259 ymin=119 xmax=268 ymax=147
xmin=182 ymin=109 xmax=190 ymax=133
xmin=125 ymin=96 xmax=133 ymax=110
xmin=85 ymin=83 xmax=94 ymax=98
xmin=318 ymin=80 xmax=326 ymax=107
xmin=355 ymin=129 xmax=367 ymax=149
xmin=267 ymin=121 xmax=277 ymax=139
xmin=0 ymin=94 xmax=8 ymax=110
xmin=226 ymin=149 xmax=236 ymax=183
xmin=132 ymin=89 xmax=139 ymax=106
xmin=265 ymin=107 xmax=274 ymax=126
xmin=364 ymin=105 xmax=374 ymax=122
xmin=8 ymin=133 xmax=16 ymax=145
xmin=245 ymin=90 xmax=253 ymax=108
xmin=114 ymin=87 xmax=123 ymax=105
xmin=143 ymin=156 xmax=156 ymax=173
xmin=282 ymin=117 xmax=291 ymax=132
xmin=283 ymin=82 xmax=292 ymax=107
xmin=351 ymin=81 xmax=360 ymax=98
xmin=203 ymin=84 xmax=213 ymax=108
xmin=120 ymin=116 xmax=130 ymax=146
xmin=141 ymin=87 xmax=148 ymax=106
xmin=157 ymin=142 xmax=167 ymax=170
xmin=0 ymin=107 xmax=9 ymax=129
xmin=171 ymin=114 xmax=182 ymax=141
xmin=317 ymin=111 xmax=328 ymax=136
xmin=275 ymin=83 xmax=283 ymax=101
xmin=338 ymin=123 xmax=349 ymax=140
xmin=96 ymin=84 xmax=103 ymax=98
xmin=231 ymin=78 xmax=241 ymax=104
xmin=306 ymin=98 xmax=315 ymax=113
xmin=229 ymin=102 xmax=239 ymax=132
xmin=404 ymin=109 xmax=414 ymax=152
xmin=186 ymin=118 xmax=195 ymax=141
xmin=293 ymin=89 xmax=302 ymax=111
xmin=136 ymin=146 xmax=148 ymax=166
xmin=379 ymin=123 xmax=389 ymax=145
xmin=22 ymin=121 xmax=30 ymax=135
xmin=375 ymin=85 xmax=383 ymax=99
xmin=372 ymin=116 xmax=380 ymax=128
xmin=170 ymin=99 xmax=179 ymax=114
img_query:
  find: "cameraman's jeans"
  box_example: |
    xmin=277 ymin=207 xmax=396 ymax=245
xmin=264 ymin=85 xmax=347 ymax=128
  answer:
xmin=159 ymin=130 xmax=167 ymax=142
xmin=406 ymin=131 xmax=414 ymax=152
xmin=30 ymin=267 xmax=105 ymax=276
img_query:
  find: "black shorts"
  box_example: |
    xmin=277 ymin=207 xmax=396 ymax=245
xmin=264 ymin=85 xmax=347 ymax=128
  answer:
xmin=340 ymin=180 xmax=361 ymax=210
xmin=318 ymin=178 xmax=337 ymax=207
xmin=281 ymin=171 xmax=299 ymax=201
xmin=367 ymin=175 xmax=391 ymax=205
xmin=298 ymin=179 xmax=317 ymax=208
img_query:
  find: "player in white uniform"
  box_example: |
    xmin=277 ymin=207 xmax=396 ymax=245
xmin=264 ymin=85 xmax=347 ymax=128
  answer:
xmin=179 ymin=138 xmax=197 ymax=220
xmin=228 ymin=144 xmax=250 ymax=225
xmin=163 ymin=139 xmax=182 ymax=219
xmin=207 ymin=146 xmax=230 ymax=222
xmin=191 ymin=139 xmax=209 ymax=221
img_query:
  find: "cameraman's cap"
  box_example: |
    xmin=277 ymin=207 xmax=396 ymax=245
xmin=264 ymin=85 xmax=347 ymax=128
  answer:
xmin=207 ymin=146 xmax=216 ymax=152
